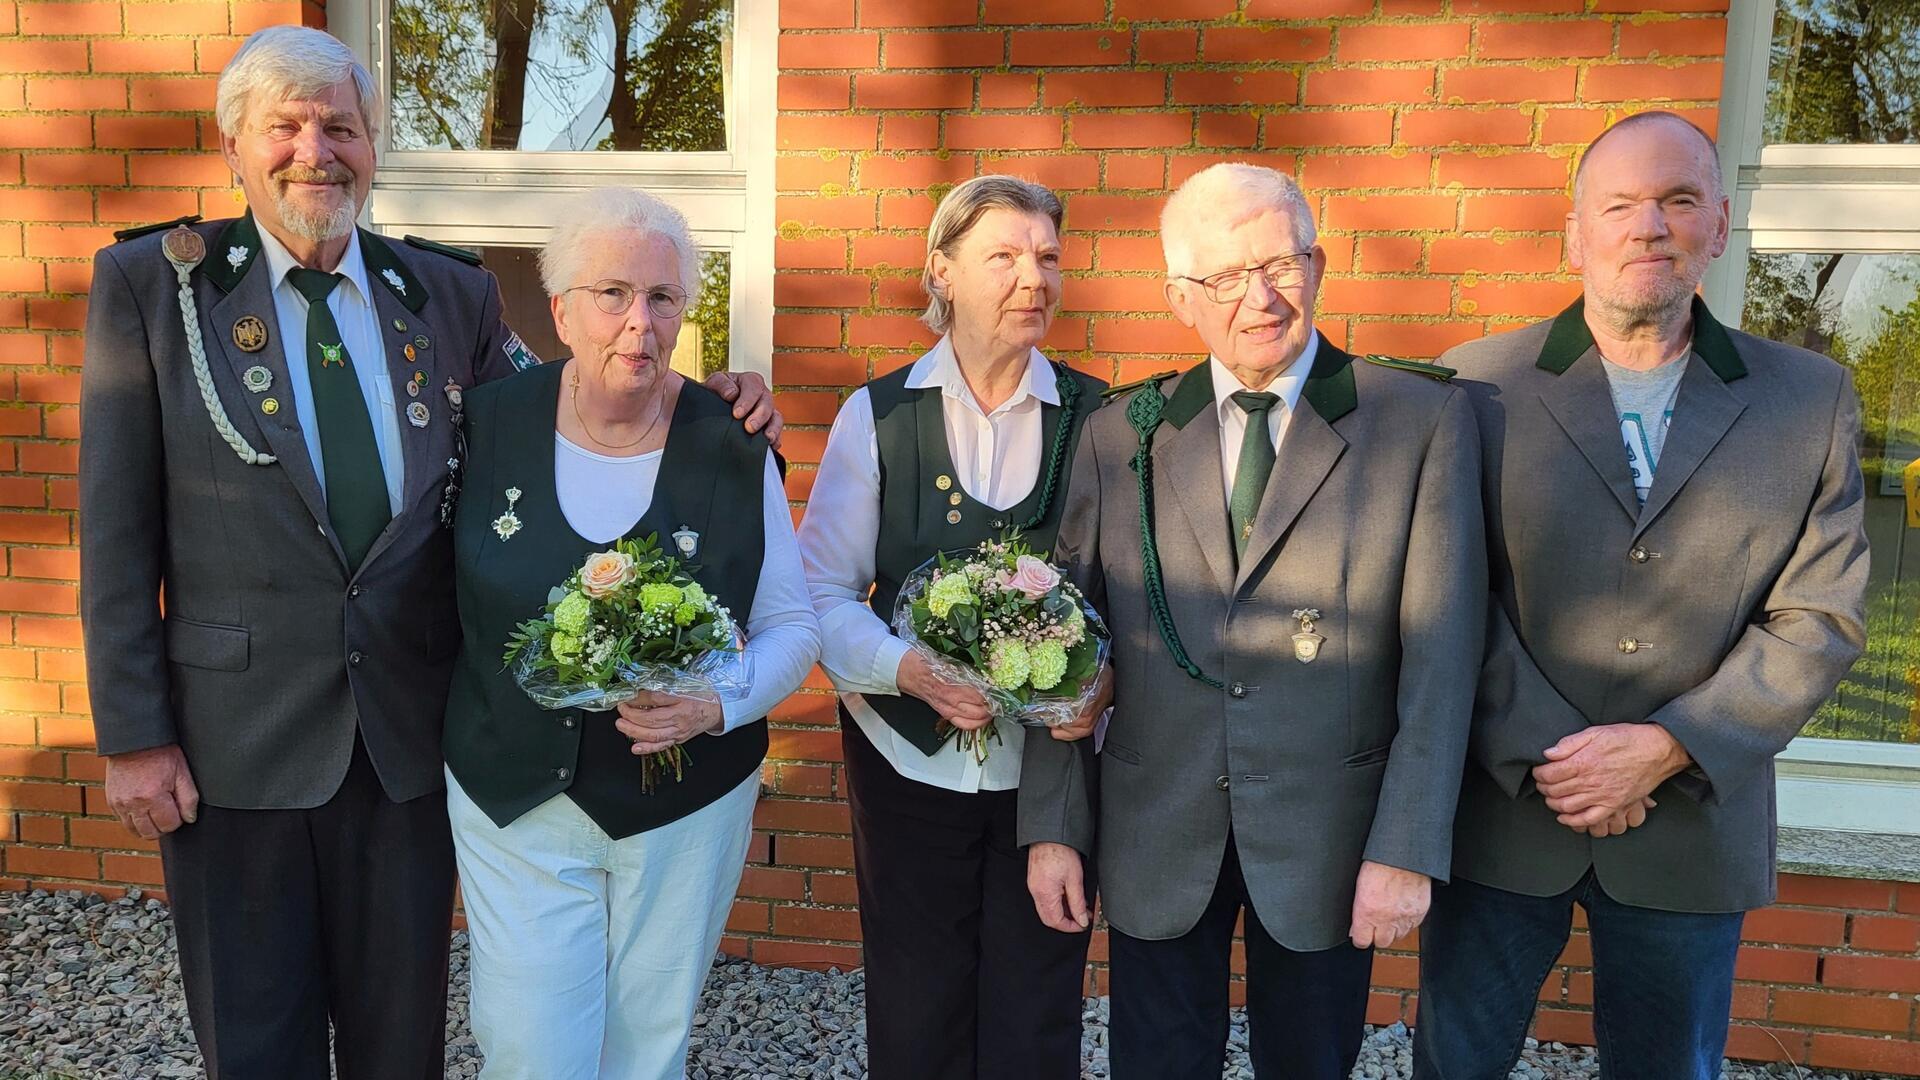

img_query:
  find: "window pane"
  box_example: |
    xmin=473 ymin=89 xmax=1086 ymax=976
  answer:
xmin=480 ymin=245 xmax=731 ymax=378
xmin=1764 ymin=0 xmax=1920 ymax=144
xmin=390 ymin=0 xmax=733 ymax=152
xmin=1743 ymin=250 xmax=1920 ymax=743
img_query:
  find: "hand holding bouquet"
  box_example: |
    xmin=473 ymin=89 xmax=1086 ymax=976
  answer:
xmin=892 ymin=536 xmax=1110 ymax=762
xmin=504 ymin=534 xmax=743 ymax=790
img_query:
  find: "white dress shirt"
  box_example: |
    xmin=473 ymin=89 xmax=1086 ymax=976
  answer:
xmin=798 ymin=337 xmax=1060 ymax=793
xmin=254 ymin=224 xmax=405 ymax=515
xmin=1210 ymin=332 xmax=1317 ymax=505
xmin=553 ymin=435 xmax=820 ymax=732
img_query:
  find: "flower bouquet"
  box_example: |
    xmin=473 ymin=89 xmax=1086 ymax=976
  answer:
xmin=891 ymin=536 xmax=1110 ymax=762
xmin=503 ymin=534 xmax=744 ymax=790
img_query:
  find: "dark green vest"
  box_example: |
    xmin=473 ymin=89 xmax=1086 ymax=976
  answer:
xmin=443 ymin=361 xmax=769 ymax=839
xmin=865 ymin=360 xmax=1104 ymax=754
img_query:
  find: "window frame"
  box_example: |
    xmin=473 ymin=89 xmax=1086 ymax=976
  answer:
xmin=329 ymin=0 xmax=776 ymax=378
xmin=1706 ymin=0 xmax=1920 ymax=835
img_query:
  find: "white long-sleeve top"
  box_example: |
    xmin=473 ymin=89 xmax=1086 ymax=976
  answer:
xmin=797 ymin=337 xmax=1060 ymax=792
xmin=555 ymin=434 xmax=819 ymax=731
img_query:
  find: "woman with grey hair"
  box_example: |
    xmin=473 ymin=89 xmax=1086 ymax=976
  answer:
xmin=441 ymin=185 xmax=819 ymax=1079
xmin=797 ymin=175 xmax=1109 ymax=1078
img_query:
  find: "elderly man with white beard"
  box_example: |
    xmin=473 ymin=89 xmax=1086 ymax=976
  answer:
xmin=77 ymin=26 xmax=777 ymax=1078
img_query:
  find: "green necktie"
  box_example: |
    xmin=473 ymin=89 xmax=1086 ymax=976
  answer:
xmin=1228 ymin=390 xmax=1279 ymax=559
xmin=288 ymin=268 xmax=390 ymax=571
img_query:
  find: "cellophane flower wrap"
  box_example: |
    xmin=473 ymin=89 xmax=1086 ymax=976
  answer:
xmin=891 ymin=536 xmax=1110 ymax=761
xmin=504 ymin=534 xmax=745 ymax=790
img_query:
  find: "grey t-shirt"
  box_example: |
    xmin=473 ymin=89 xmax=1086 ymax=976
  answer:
xmin=1601 ymin=354 xmax=1689 ymax=504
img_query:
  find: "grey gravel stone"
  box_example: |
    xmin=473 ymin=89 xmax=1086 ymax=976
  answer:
xmin=0 ymin=890 xmax=1892 ymax=1079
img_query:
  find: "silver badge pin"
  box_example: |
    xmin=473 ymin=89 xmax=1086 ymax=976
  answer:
xmin=407 ymin=401 xmax=430 ymax=428
xmin=242 ymin=365 xmax=272 ymax=393
xmin=1291 ymin=608 xmax=1325 ymax=664
xmin=672 ymin=525 xmax=699 ymax=560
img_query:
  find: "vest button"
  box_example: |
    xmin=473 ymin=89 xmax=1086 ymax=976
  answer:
xmin=562 ymin=716 xmax=576 ymax=729
xmin=1629 ymin=546 xmax=1650 ymax=563
xmin=553 ymin=767 xmax=570 ymax=780
xmin=348 ymin=584 xmax=361 ymax=598
xmin=1229 ymin=682 xmax=1247 ymax=698
xmin=1215 ymin=775 xmax=1231 ymax=791
xmin=348 ymin=650 xmax=363 ymax=666
xmin=1618 ymin=637 xmax=1640 ymax=654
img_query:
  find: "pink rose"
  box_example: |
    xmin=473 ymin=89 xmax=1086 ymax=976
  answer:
xmin=1006 ymin=554 xmax=1062 ymax=600
xmin=578 ymin=550 xmax=635 ymax=599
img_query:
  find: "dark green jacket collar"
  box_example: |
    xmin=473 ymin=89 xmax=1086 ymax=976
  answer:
xmin=1535 ymin=294 xmax=1746 ymax=382
xmin=204 ymin=211 xmax=428 ymax=313
xmin=1161 ymin=331 xmax=1358 ymax=429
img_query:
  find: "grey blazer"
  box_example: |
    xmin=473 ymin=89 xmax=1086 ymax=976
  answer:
xmin=79 ymin=213 xmax=526 ymax=809
xmin=1019 ymin=336 xmax=1487 ymax=949
xmin=1445 ymin=297 xmax=1869 ymax=913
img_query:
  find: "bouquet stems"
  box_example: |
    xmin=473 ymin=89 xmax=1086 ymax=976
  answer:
xmin=936 ymin=718 xmax=1003 ymax=765
xmin=639 ymin=745 xmax=691 ymax=793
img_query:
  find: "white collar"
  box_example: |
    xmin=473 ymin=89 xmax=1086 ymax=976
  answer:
xmin=256 ymin=220 xmax=371 ymax=306
xmin=1210 ymin=331 xmax=1318 ymax=422
xmin=905 ymin=334 xmax=1061 ymax=415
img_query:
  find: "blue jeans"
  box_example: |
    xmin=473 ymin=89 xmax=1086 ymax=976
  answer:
xmin=1413 ymin=872 xmax=1745 ymax=1080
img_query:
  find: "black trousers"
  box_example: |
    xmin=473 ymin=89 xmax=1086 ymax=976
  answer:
xmin=841 ymin=713 xmax=1091 ymax=1080
xmin=1109 ymin=835 xmax=1373 ymax=1080
xmin=158 ymin=736 xmax=456 ymax=1080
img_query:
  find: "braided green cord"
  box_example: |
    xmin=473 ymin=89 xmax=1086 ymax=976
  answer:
xmin=1014 ymin=364 xmax=1082 ymax=532
xmin=1125 ymin=385 xmax=1225 ymax=689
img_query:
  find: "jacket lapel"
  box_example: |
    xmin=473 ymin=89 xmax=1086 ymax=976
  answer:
xmin=1633 ymin=341 xmax=1748 ymax=542
xmin=1534 ymin=300 xmax=1644 ymax=523
xmin=354 ymin=231 xmax=440 ymax=571
xmin=1153 ymin=364 xmax=1237 ymax=598
xmin=202 ymin=214 xmax=344 ymax=566
xmin=1235 ymin=338 xmax=1350 ymax=593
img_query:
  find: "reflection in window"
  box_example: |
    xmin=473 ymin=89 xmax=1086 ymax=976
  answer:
xmin=481 ymin=245 xmax=732 ymax=378
xmin=1745 ymin=251 xmax=1920 ymax=743
xmin=1765 ymin=0 xmax=1919 ymax=144
xmin=390 ymin=0 xmax=732 ymax=152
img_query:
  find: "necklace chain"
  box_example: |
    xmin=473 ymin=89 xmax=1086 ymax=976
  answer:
xmin=570 ymin=364 xmax=665 ymax=451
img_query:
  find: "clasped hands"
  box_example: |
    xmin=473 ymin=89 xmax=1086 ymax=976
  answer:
xmin=615 ymin=690 xmax=724 ymax=755
xmin=1531 ymin=723 xmax=1692 ymax=837
xmin=897 ymin=651 xmax=1112 ymax=743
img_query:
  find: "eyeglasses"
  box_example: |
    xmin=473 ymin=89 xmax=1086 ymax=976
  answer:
xmin=564 ymin=279 xmax=690 ymax=319
xmin=1173 ymin=252 xmax=1315 ymax=303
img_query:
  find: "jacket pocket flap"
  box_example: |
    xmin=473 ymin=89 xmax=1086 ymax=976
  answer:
xmin=1344 ymin=745 xmax=1391 ymax=768
xmin=165 ymin=617 xmax=249 ymax=672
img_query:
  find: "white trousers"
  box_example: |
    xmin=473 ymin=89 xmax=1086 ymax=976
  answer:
xmin=447 ymin=766 xmax=759 ymax=1080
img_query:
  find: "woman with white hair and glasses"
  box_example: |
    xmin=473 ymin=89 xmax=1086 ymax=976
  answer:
xmin=797 ymin=175 xmax=1111 ymax=1079
xmin=441 ymin=185 xmax=819 ymax=1080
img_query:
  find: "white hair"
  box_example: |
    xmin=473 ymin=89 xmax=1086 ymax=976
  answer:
xmin=1160 ymin=163 xmax=1317 ymax=277
xmin=921 ymin=175 xmax=1064 ymax=333
xmin=538 ymin=186 xmax=702 ymax=299
xmin=215 ymin=26 xmax=380 ymax=142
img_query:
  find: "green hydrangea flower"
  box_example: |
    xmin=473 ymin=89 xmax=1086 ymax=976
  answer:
xmin=549 ymin=632 xmax=581 ymax=661
xmin=640 ymin=582 xmax=683 ymax=613
xmin=927 ymin=573 xmax=976 ymax=619
xmin=985 ymin=638 xmax=1032 ymax=690
xmin=682 ymin=581 xmax=709 ymax=606
xmin=553 ymin=591 xmax=591 ymax=636
xmin=1059 ymin=603 xmax=1085 ymax=643
xmin=674 ymin=602 xmax=701 ymax=627
xmin=1029 ymin=641 xmax=1069 ymax=691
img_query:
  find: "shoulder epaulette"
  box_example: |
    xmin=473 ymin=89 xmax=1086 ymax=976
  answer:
xmin=1360 ymin=354 xmax=1455 ymax=382
xmin=403 ymin=235 xmax=484 ymax=266
xmin=114 ymin=215 xmax=202 ymax=243
xmin=1099 ymin=370 xmax=1178 ymax=401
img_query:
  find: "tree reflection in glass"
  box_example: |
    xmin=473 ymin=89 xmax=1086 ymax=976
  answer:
xmin=390 ymin=0 xmax=732 ymax=152
xmin=1766 ymin=0 xmax=1919 ymax=144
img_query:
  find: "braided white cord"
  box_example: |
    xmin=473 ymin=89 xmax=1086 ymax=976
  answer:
xmin=173 ymin=261 xmax=274 ymax=466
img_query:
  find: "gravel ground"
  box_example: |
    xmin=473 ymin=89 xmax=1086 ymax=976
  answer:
xmin=0 ymin=889 xmax=1895 ymax=1079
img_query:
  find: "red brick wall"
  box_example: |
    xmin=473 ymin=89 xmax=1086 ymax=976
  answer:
xmin=3 ymin=0 xmax=1918 ymax=1073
